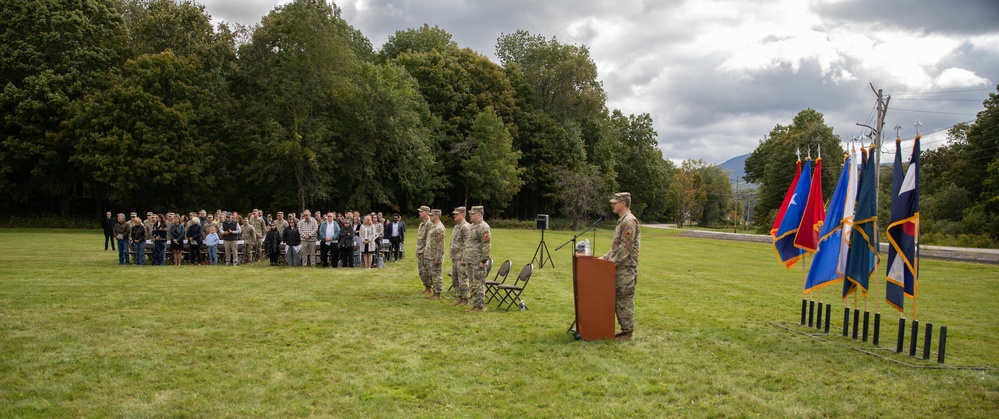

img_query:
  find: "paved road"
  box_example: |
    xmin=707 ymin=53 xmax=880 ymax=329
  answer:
xmin=645 ymin=224 xmax=999 ymax=264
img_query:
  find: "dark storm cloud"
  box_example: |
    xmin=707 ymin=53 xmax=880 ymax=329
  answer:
xmin=813 ymin=0 xmax=999 ymax=36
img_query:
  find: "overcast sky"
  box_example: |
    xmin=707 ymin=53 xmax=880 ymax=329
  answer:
xmin=198 ymin=0 xmax=999 ymax=164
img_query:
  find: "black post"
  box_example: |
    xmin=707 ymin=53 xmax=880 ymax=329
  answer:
xmin=909 ymin=320 xmax=919 ymax=357
xmin=896 ymin=318 xmax=906 ymax=353
xmin=808 ymin=300 xmax=815 ymax=328
xmin=843 ymin=307 xmax=850 ymax=337
xmin=862 ymin=311 xmax=870 ymax=342
xmin=852 ymin=309 xmax=860 ymax=340
xmin=824 ymin=304 xmax=831 ymax=333
xmin=873 ymin=312 xmax=881 ymax=346
xmin=923 ymin=323 xmax=933 ymax=360
xmin=801 ymin=300 xmax=807 ymax=325
xmin=816 ymin=302 xmax=824 ymax=330
xmin=937 ymin=326 xmax=948 ymax=364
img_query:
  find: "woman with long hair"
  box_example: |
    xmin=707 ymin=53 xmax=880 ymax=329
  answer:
xmin=360 ymin=215 xmax=377 ymax=268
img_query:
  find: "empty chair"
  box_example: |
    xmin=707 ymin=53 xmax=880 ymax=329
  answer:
xmin=484 ymin=260 xmax=513 ymax=303
xmin=495 ymin=263 xmax=533 ymax=311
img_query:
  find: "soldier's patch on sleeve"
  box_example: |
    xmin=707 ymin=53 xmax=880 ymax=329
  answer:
xmin=441 ymin=233 xmax=445 ymax=238
xmin=483 ymin=233 xmax=490 ymax=241
xmin=625 ymin=229 xmax=633 ymax=237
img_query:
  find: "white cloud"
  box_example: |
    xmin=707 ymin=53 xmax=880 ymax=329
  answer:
xmin=935 ymin=68 xmax=990 ymax=88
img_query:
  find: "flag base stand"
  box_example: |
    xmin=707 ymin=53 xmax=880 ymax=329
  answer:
xmin=770 ymin=321 xmax=991 ymax=370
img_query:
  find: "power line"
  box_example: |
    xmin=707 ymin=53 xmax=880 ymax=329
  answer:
xmin=892 ymin=87 xmax=995 ymax=96
xmin=891 ymin=107 xmax=979 ymax=116
xmin=893 ymin=98 xmax=984 ymax=102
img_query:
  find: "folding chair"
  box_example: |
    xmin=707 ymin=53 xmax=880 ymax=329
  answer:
xmin=495 ymin=263 xmax=533 ymax=311
xmin=484 ymin=260 xmax=512 ymax=303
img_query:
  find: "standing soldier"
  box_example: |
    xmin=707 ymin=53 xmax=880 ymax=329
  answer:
xmin=425 ymin=209 xmax=447 ymax=300
xmin=249 ymin=211 xmax=267 ymax=262
xmin=415 ymin=205 xmax=431 ymax=294
xmin=273 ymin=211 xmax=289 ymax=236
xmin=601 ymin=192 xmax=641 ymax=341
xmin=450 ymin=206 xmax=470 ymax=306
xmin=240 ymin=216 xmax=258 ymax=264
xmin=464 ymin=206 xmax=491 ymax=312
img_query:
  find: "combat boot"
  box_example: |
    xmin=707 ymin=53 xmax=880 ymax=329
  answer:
xmin=614 ymin=331 xmax=633 ymax=341
xmin=422 ymin=287 xmax=431 ymax=295
xmin=427 ymin=293 xmax=441 ymax=300
xmin=466 ymin=306 xmax=484 ymax=312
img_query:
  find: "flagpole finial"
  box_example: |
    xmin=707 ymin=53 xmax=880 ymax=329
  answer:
xmin=797 ymin=148 xmax=801 ymax=161
xmin=817 ymin=144 xmax=822 ymax=159
xmin=894 ymin=122 xmax=902 ymax=139
xmin=914 ymin=119 xmax=922 ymax=135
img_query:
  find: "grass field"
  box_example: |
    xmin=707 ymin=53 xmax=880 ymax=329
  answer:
xmin=1 ymin=228 xmax=997 ymax=417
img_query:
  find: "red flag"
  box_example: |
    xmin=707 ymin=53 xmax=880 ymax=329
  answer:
xmin=794 ymin=158 xmax=825 ymax=252
xmin=771 ymin=159 xmax=803 ymax=238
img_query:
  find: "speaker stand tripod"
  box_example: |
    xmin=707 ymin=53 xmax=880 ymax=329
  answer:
xmin=531 ymin=229 xmax=554 ymax=269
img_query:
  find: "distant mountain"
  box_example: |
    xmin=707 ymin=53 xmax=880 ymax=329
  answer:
xmin=718 ymin=154 xmax=750 ymax=184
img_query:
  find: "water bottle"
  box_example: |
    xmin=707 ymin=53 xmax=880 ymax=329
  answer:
xmin=518 ymin=299 xmax=527 ymax=311
xmin=583 ymin=239 xmax=591 ymax=256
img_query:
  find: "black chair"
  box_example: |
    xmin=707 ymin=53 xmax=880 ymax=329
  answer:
xmin=484 ymin=260 xmax=512 ymax=303
xmin=495 ymin=263 xmax=533 ymax=311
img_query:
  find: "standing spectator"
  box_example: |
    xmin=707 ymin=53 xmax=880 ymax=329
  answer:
xmin=143 ymin=212 xmax=154 ymax=241
xmin=425 ymin=209 xmax=446 ymax=300
xmin=387 ymin=213 xmax=405 ymax=261
xmin=240 ymin=216 xmax=258 ymax=264
xmin=283 ymin=219 xmax=302 ymax=266
xmin=298 ymin=210 xmax=319 ymax=267
xmin=187 ymin=217 xmax=204 ymax=265
xmin=151 ymin=214 xmax=168 ymax=266
xmin=131 ymin=216 xmax=147 ymax=266
xmin=221 ymin=212 xmax=241 ymax=266
xmin=205 ymin=225 xmax=220 ymax=265
xmin=319 ymin=212 xmax=340 ymax=267
xmin=338 ymin=219 xmax=355 ymax=268
xmin=263 ymin=224 xmax=282 ymax=266
xmin=114 ymin=213 xmax=130 ymax=265
xmin=373 ymin=214 xmax=385 ymax=266
xmin=360 ymin=215 xmax=377 ymax=269
xmin=274 ymin=211 xmax=289 ymax=235
xmin=102 ymin=211 xmax=115 ymax=251
xmin=170 ymin=215 xmax=186 ymax=266
xmin=249 ymin=212 xmax=266 ymax=262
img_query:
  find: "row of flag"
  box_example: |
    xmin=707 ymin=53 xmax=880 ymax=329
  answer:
xmin=770 ymin=136 xmax=920 ymax=313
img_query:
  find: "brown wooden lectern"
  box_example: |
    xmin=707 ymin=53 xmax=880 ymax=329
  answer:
xmin=572 ymin=254 xmax=617 ymax=340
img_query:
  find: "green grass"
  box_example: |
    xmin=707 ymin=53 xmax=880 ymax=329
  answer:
xmin=1 ymin=228 xmax=997 ymax=417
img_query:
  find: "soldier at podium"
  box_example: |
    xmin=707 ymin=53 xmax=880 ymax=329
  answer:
xmin=601 ymin=192 xmax=641 ymax=341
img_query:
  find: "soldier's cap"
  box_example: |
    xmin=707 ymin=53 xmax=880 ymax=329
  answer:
xmin=452 ymin=206 xmax=466 ymax=215
xmin=146 ymin=211 xmax=153 ymax=216
xmin=130 ymin=212 xmax=137 ymax=217
xmin=277 ymin=211 xmax=284 ymax=215
xmin=417 ymin=205 xmax=431 ymax=213
xmin=609 ymin=192 xmax=631 ymax=203
xmin=469 ymin=206 xmax=484 ymax=215
xmin=430 ymin=209 xmax=441 ymax=216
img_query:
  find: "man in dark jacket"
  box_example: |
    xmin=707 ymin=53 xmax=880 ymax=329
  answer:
xmin=387 ymin=213 xmax=406 ymax=262
xmin=102 ymin=211 xmax=115 ymax=251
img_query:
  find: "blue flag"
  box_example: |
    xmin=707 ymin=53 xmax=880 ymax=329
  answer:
xmin=805 ymin=154 xmax=853 ymax=293
xmin=773 ymin=159 xmax=812 ymax=268
xmin=886 ymin=135 xmax=920 ymax=312
xmin=844 ymin=146 xmax=878 ymax=299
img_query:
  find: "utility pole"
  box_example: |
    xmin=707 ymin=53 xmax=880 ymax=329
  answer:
xmin=734 ymin=176 xmax=740 ymax=233
xmin=857 ymin=83 xmax=890 ymax=316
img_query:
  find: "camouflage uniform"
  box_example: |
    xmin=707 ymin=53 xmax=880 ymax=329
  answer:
xmin=425 ymin=213 xmax=446 ymax=294
xmin=249 ymin=217 xmax=267 ymax=262
xmin=273 ymin=216 xmax=289 ymax=236
xmin=450 ymin=208 xmax=470 ymax=299
xmin=464 ymin=207 xmax=491 ymax=309
xmin=241 ymin=222 xmax=259 ymax=263
xmin=415 ymin=206 xmax=431 ymax=289
xmin=603 ymin=194 xmax=641 ymax=334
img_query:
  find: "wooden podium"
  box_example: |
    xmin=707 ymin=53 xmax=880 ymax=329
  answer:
xmin=572 ymin=254 xmax=617 ymax=340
